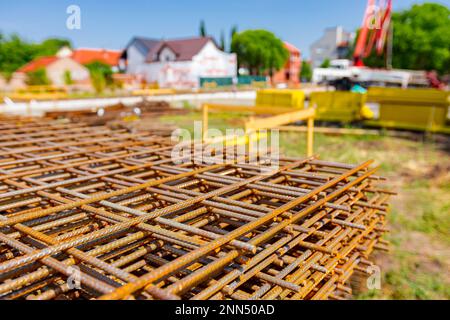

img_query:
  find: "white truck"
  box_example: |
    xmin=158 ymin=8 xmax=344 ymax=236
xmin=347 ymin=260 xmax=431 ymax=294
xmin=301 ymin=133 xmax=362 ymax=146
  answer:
xmin=312 ymin=59 xmax=429 ymax=89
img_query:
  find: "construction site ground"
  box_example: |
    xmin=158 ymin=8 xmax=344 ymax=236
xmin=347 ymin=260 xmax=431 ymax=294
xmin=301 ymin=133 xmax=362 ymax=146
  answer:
xmin=155 ymin=109 xmax=450 ymax=300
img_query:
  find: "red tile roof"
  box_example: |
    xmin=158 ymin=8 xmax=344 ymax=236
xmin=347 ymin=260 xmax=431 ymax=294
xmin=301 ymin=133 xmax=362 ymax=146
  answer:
xmin=17 ymin=56 xmax=58 ymax=73
xmin=72 ymin=49 xmax=122 ymax=66
xmin=284 ymin=42 xmax=301 ymax=55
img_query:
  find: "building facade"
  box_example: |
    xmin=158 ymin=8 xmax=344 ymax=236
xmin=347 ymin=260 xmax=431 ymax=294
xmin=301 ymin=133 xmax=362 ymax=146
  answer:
xmin=121 ymin=36 xmax=237 ymax=88
xmin=310 ymin=26 xmax=355 ymax=68
xmin=272 ymin=42 xmax=302 ymax=86
xmin=16 ymin=56 xmax=90 ymax=86
xmin=13 ymin=47 xmax=122 ymax=88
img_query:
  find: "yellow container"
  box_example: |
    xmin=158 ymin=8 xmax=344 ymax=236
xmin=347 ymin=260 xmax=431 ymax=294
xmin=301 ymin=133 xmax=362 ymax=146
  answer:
xmin=366 ymin=87 xmax=449 ymax=132
xmin=368 ymin=87 xmax=448 ymax=104
xmin=309 ymin=91 xmax=368 ymax=122
xmin=256 ymin=89 xmax=305 ymax=108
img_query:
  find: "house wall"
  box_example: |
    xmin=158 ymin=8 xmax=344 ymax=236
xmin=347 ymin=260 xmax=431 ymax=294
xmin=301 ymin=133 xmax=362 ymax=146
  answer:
xmin=9 ymin=73 xmax=27 ymax=89
xmin=272 ymin=50 xmax=301 ymax=85
xmin=46 ymin=58 xmax=90 ymax=85
xmin=0 ymin=74 xmax=6 ymax=90
xmin=159 ymin=47 xmax=177 ymax=62
xmin=126 ymin=40 xmax=237 ymax=89
xmin=191 ymin=41 xmax=237 ymax=80
xmin=126 ymin=45 xmax=147 ymax=75
xmin=144 ymin=61 xmax=195 ymax=88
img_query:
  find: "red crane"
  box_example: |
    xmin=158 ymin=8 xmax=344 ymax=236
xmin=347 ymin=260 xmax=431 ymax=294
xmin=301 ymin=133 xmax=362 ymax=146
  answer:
xmin=353 ymin=0 xmax=393 ymax=67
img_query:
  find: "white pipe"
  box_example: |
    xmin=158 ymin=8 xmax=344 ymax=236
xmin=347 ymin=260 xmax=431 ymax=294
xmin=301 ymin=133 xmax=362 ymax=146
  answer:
xmin=0 ymin=91 xmax=257 ymax=116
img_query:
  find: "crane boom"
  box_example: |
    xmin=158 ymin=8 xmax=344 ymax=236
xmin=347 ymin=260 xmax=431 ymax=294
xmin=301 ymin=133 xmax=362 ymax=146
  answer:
xmin=353 ymin=0 xmax=392 ymax=67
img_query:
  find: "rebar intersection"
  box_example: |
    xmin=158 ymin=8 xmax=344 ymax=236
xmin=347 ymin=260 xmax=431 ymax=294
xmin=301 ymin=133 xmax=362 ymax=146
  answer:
xmin=0 ymin=116 xmax=391 ymax=300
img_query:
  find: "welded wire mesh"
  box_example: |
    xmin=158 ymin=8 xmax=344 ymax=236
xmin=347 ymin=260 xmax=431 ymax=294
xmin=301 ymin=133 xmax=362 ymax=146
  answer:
xmin=0 ymin=115 xmax=391 ymax=300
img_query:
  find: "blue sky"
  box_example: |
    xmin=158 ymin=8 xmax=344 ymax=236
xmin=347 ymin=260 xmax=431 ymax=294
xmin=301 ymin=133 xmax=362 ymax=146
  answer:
xmin=0 ymin=0 xmax=449 ymax=57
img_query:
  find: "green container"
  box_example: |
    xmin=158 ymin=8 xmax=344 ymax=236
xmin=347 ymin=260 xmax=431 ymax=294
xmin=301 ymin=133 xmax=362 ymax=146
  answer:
xmin=238 ymin=76 xmax=267 ymax=85
xmin=200 ymin=77 xmax=233 ymax=87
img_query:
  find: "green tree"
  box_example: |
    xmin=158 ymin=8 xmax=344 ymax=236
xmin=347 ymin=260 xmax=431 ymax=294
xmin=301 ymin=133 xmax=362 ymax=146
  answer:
xmin=85 ymin=61 xmax=113 ymax=93
xmin=90 ymin=70 xmax=106 ymax=93
xmin=220 ymin=30 xmax=226 ymax=51
xmin=200 ymin=20 xmax=207 ymax=37
xmin=36 ymin=38 xmax=72 ymax=57
xmin=63 ymin=70 xmax=73 ymax=85
xmin=26 ymin=68 xmax=51 ymax=85
xmin=231 ymin=25 xmax=238 ymax=39
xmin=320 ymin=58 xmax=331 ymax=68
xmin=231 ymin=29 xmax=289 ymax=76
xmin=0 ymin=33 xmax=36 ymax=77
xmin=300 ymin=61 xmax=313 ymax=82
xmin=360 ymin=3 xmax=450 ymax=74
xmin=0 ymin=32 xmax=71 ymax=77
xmin=230 ymin=25 xmax=238 ymax=52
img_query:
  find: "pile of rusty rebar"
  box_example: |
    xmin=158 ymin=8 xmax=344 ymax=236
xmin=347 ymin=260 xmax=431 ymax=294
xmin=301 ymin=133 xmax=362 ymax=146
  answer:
xmin=44 ymin=100 xmax=187 ymax=127
xmin=0 ymin=115 xmax=391 ymax=300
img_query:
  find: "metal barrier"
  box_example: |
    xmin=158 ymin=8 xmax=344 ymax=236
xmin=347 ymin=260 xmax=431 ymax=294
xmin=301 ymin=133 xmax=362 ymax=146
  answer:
xmin=131 ymin=88 xmax=176 ymax=96
xmin=309 ymin=91 xmax=370 ymax=122
xmin=202 ymin=104 xmax=315 ymax=156
xmin=366 ymin=87 xmax=450 ymax=133
xmin=8 ymin=85 xmax=68 ymax=101
xmin=256 ymin=89 xmax=305 ymax=108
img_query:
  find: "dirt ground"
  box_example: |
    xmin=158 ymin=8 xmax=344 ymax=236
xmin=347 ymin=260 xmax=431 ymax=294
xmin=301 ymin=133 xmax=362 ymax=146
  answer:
xmin=155 ymin=111 xmax=450 ymax=299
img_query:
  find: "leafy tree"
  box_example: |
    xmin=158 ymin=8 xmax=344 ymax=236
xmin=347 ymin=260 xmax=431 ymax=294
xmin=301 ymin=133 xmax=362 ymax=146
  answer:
xmin=200 ymin=20 xmax=207 ymax=37
xmin=85 ymin=61 xmax=113 ymax=93
xmin=89 ymin=69 xmax=106 ymax=93
xmin=231 ymin=25 xmax=238 ymax=39
xmin=300 ymin=61 xmax=313 ymax=82
xmin=0 ymin=32 xmax=71 ymax=77
xmin=231 ymin=30 xmax=289 ymax=76
xmin=36 ymin=38 xmax=72 ymax=57
xmin=26 ymin=68 xmax=51 ymax=85
xmin=320 ymin=58 xmax=331 ymax=68
xmin=230 ymin=25 xmax=238 ymax=52
xmin=220 ymin=30 xmax=226 ymax=51
xmin=0 ymin=33 xmax=36 ymax=76
xmin=63 ymin=70 xmax=73 ymax=85
xmin=359 ymin=3 xmax=450 ymax=74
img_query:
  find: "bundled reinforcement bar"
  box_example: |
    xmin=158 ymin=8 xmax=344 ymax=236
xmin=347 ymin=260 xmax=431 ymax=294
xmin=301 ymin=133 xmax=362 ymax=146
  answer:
xmin=0 ymin=115 xmax=391 ymax=300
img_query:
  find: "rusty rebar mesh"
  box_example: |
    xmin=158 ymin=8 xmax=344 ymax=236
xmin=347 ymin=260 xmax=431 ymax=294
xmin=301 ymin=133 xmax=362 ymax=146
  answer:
xmin=0 ymin=115 xmax=392 ymax=300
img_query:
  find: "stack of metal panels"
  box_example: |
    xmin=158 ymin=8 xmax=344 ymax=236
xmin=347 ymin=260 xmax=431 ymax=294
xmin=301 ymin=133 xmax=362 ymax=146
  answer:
xmin=0 ymin=116 xmax=391 ymax=300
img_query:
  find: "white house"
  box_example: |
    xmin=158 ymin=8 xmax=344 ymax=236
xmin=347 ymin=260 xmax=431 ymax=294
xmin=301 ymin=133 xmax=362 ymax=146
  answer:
xmin=16 ymin=56 xmax=90 ymax=86
xmin=121 ymin=36 xmax=237 ymax=88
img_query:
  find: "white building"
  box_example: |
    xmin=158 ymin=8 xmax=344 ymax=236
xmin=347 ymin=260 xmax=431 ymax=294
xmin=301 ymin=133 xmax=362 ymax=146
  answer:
xmin=310 ymin=26 xmax=355 ymax=68
xmin=121 ymin=36 xmax=237 ymax=88
xmin=15 ymin=56 xmax=90 ymax=87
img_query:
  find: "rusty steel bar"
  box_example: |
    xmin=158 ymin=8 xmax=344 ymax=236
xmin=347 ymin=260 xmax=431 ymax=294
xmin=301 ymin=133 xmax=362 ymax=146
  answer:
xmin=0 ymin=115 xmax=392 ymax=300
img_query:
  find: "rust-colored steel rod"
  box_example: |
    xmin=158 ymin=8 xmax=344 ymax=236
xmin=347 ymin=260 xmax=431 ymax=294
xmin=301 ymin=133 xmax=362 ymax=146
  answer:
xmin=0 ymin=115 xmax=392 ymax=300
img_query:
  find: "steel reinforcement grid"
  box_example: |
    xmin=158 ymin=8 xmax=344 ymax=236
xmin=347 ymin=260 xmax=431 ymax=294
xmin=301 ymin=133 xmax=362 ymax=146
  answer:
xmin=0 ymin=115 xmax=392 ymax=300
